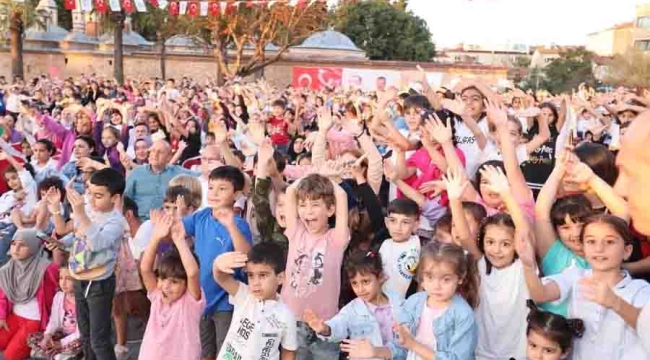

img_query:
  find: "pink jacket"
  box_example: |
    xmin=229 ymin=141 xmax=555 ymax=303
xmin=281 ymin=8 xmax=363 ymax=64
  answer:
xmin=0 ymin=263 xmax=59 ymax=331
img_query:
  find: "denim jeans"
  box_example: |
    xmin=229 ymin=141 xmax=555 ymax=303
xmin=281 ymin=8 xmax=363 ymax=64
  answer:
xmin=296 ymin=321 xmax=340 ymax=360
xmin=0 ymin=222 xmax=17 ymax=265
xmin=74 ymin=275 xmax=117 ymax=360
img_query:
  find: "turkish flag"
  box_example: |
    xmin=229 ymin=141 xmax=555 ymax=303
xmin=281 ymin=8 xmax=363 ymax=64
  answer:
xmin=292 ymin=67 xmax=343 ymax=90
xmin=122 ymin=0 xmax=134 ymax=12
xmin=187 ymin=1 xmax=198 ymax=16
xmin=169 ymin=1 xmax=178 ymax=15
xmin=94 ymin=0 xmax=107 ymax=12
xmin=64 ymin=0 xmax=76 ymax=10
xmin=245 ymin=0 xmax=255 ymax=8
xmin=208 ymin=1 xmax=219 ymax=16
xmin=225 ymin=0 xmax=237 ymax=14
xmin=297 ymin=0 xmax=307 ymax=9
xmin=149 ymin=0 xmax=158 ymax=6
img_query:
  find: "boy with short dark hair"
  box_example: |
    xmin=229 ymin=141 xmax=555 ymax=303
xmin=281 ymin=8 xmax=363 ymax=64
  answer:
xmin=379 ymin=198 xmax=422 ymax=298
xmin=182 ymin=165 xmax=253 ymax=360
xmin=58 ymin=167 xmax=126 ymax=360
xmin=213 ymin=241 xmax=297 ymax=360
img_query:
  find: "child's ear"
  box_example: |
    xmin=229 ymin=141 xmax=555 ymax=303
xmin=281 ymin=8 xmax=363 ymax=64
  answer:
xmin=234 ymin=190 xmax=243 ymax=200
xmin=277 ymin=271 xmax=285 ymax=286
xmin=326 ymin=205 xmax=336 ymax=217
xmin=624 ymin=244 xmax=634 ymax=261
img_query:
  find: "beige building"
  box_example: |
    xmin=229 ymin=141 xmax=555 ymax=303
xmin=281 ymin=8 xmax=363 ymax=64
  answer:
xmin=437 ymin=44 xmax=531 ymax=67
xmin=634 ymin=3 xmax=650 ymax=51
xmin=587 ymin=22 xmax=634 ymax=56
xmin=529 ymin=46 xmax=563 ymax=68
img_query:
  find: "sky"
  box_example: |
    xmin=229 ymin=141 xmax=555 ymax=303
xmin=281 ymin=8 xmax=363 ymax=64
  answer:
xmin=407 ymin=0 xmax=643 ymax=49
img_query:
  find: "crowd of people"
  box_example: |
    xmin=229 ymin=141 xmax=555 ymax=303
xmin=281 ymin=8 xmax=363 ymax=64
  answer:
xmin=0 ymin=69 xmax=647 ymax=360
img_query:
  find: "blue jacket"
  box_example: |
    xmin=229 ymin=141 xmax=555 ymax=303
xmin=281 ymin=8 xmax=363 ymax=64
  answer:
xmin=322 ymin=291 xmax=407 ymax=360
xmin=397 ymin=292 xmax=477 ymax=360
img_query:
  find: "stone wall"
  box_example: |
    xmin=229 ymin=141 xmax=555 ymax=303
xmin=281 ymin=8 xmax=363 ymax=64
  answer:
xmin=0 ymin=48 xmax=509 ymax=86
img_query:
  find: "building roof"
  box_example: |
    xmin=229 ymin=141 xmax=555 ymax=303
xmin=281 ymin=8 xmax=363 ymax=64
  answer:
xmin=587 ymin=22 xmax=634 ymax=36
xmin=25 ymin=25 xmax=69 ymax=42
xmin=100 ymin=31 xmax=153 ymax=47
xmin=165 ymin=35 xmax=205 ymax=47
xmin=297 ymin=30 xmax=363 ymax=52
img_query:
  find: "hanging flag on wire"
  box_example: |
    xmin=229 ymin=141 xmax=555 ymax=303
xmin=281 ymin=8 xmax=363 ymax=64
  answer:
xmin=122 ymin=0 xmax=134 ymax=13
xmin=108 ymin=0 xmax=121 ymax=11
xmin=187 ymin=1 xmax=198 ymax=16
xmin=134 ymin=0 xmax=147 ymax=12
xmin=64 ymin=0 xmax=76 ymax=10
xmin=208 ymin=1 xmax=219 ymax=16
xmin=81 ymin=0 xmax=92 ymax=12
xmin=95 ymin=0 xmax=107 ymax=12
xmin=169 ymin=1 xmax=178 ymax=15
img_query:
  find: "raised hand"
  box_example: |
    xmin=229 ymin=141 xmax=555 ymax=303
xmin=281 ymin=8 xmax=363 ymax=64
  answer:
xmin=383 ymin=161 xmax=399 ymax=183
xmin=65 ymin=181 xmax=85 ymax=215
xmin=442 ymin=98 xmax=466 ymax=116
xmin=175 ymin=195 xmax=187 ymax=219
xmin=442 ymin=168 xmax=469 ymax=200
xmin=514 ymin=226 xmax=537 ymax=269
xmin=316 ymin=159 xmax=343 ymax=179
xmin=425 ymin=113 xmax=453 ymax=145
xmin=257 ymin=138 xmax=274 ymax=165
xmin=485 ymin=98 xmax=508 ymax=129
xmin=213 ymin=252 xmax=248 ymax=275
xmin=170 ymin=220 xmax=186 ymax=244
xmin=317 ymin=107 xmax=334 ymax=133
xmin=479 ymin=165 xmax=510 ymax=195
xmin=350 ymin=153 xmax=368 ymax=181
xmin=303 ymin=309 xmax=328 ymax=334
xmin=44 ymin=186 xmax=63 ymax=213
xmin=418 ymin=180 xmax=445 ymax=197
xmin=150 ymin=209 xmax=173 ymax=240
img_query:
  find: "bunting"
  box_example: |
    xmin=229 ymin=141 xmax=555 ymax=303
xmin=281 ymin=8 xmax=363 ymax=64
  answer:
xmin=59 ymin=0 xmax=322 ymax=16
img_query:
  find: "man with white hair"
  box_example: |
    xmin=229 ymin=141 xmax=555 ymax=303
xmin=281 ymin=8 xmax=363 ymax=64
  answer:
xmin=124 ymin=139 xmax=198 ymax=219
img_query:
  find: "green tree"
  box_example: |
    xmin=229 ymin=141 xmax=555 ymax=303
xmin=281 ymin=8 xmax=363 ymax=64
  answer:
xmin=541 ymin=47 xmax=596 ymax=94
xmin=331 ymin=0 xmax=435 ymax=61
xmin=0 ymin=0 xmax=41 ymax=79
xmin=202 ymin=1 xmax=328 ymax=81
xmin=134 ymin=7 xmax=206 ymax=80
xmin=604 ymin=48 xmax=650 ymax=88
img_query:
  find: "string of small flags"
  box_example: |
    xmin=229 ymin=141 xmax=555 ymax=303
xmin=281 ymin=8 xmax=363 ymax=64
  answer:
xmin=63 ymin=0 xmax=325 ymax=16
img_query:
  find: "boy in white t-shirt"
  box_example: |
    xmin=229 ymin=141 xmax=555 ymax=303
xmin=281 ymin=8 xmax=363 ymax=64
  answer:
xmin=213 ymin=242 xmax=298 ymax=360
xmin=379 ymin=198 xmax=422 ymax=298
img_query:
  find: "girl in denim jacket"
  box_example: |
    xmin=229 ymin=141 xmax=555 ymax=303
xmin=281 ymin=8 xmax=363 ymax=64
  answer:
xmin=304 ymin=251 xmax=406 ymax=360
xmin=394 ymin=242 xmax=479 ymax=360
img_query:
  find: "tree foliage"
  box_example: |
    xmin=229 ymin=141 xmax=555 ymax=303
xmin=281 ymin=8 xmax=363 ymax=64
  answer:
xmin=0 ymin=0 xmax=42 ymax=78
xmin=604 ymin=49 xmax=650 ymax=89
xmin=541 ymin=47 xmax=596 ymax=94
xmin=200 ymin=2 xmax=328 ymax=80
xmin=331 ymin=0 xmax=435 ymax=61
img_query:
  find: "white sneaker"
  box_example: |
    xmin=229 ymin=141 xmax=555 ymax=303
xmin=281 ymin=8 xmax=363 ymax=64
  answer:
xmin=114 ymin=344 xmax=129 ymax=360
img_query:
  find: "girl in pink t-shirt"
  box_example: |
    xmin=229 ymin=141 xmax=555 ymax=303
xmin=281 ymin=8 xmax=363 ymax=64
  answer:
xmin=138 ymin=210 xmax=204 ymax=360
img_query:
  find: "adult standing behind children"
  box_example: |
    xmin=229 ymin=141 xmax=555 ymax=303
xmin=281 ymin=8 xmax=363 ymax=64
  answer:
xmin=182 ymin=165 xmax=253 ymax=360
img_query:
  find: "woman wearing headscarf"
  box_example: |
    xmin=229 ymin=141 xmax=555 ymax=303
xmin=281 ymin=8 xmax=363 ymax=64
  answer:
xmin=0 ymin=229 xmax=58 ymax=360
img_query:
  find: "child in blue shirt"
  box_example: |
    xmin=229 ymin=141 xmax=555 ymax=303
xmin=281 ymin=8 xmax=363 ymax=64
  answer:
xmin=182 ymin=165 xmax=253 ymax=360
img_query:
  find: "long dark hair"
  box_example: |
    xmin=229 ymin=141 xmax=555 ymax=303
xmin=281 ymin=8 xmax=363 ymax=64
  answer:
xmin=477 ymin=213 xmax=516 ymax=275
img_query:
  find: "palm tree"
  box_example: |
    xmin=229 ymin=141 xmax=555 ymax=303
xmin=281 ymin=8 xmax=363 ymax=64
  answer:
xmin=0 ymin=0 xmax=41 ymax=79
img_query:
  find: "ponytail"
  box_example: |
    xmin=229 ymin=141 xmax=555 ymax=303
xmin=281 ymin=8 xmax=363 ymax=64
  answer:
xmin=526 ymin=300 xmax=584 ymax=353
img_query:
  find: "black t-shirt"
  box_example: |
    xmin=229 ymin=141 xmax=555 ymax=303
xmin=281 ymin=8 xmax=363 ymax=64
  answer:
xmin=521 ymin=123 xmax=560 ymax=198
